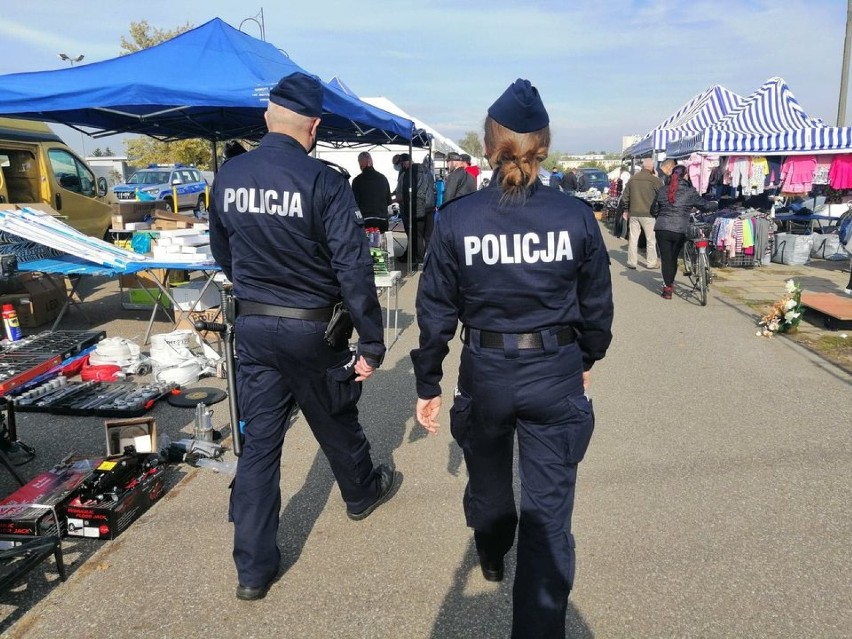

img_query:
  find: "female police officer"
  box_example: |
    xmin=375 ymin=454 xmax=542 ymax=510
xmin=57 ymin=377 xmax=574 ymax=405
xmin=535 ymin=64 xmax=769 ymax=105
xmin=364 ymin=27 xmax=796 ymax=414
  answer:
xmin=411 ymin=79 xmax=613 ymax=638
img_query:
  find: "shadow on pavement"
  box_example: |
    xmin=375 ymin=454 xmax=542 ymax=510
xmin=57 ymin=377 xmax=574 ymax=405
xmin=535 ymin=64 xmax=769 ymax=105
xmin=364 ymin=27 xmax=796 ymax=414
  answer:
xmin=429 ymin=537 xmax=593 ymax=638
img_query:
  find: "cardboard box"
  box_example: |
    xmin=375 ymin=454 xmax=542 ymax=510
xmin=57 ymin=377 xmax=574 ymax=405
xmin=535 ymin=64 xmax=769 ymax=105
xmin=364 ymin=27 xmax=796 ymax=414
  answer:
xmin=176 ymin=308 xmax=223 ymax=348
xmin=170 ymin=280 xmax=221 ymax=311
xmin=0 ymin=274 xmax=66 ymax=327
xmin=122 ymin=288 xmax=173 ymax=309
xmin=64 ymin=462 xmax=167 ymax=540
xmin=119 ymin=268 xmax=167 ymax=290
xmin=110 ymin=202 xmax=169 ymax=230
xmin=0 ymin=458 xmax=102 ymax=536
xmin=104 ymin=416 xmax=158 ymax=456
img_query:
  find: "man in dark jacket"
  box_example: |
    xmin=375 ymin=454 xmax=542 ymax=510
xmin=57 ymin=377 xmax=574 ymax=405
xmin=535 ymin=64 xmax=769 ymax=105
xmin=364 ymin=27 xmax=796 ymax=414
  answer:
xmin=561 ymin=169 xmax=578 ymax=193
xmin=621 ymin=158 xmax=662 ymax=269
xmin=352 ymin=151 xmax=391 ymax=232
xmin=443 ymin=151 xmax=476 ymax=204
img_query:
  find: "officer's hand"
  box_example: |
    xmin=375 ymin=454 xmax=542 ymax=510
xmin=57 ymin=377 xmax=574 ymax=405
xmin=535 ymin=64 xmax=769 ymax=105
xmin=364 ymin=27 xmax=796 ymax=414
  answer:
xmin=354 ymin=356 xmax=375 ymax=382
xmin=416 ymin=396 xmax=442 ymax=435
xmin=582 ymin=371 xmax=591 ymax=391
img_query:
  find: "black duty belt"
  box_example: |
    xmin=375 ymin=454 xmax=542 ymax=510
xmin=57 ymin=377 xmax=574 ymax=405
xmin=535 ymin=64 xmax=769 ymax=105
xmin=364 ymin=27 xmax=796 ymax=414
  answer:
xmin=237 ymin=300 xmax=335 ymax=322
xmin=466 ymin=326 xmax=576 ymax=350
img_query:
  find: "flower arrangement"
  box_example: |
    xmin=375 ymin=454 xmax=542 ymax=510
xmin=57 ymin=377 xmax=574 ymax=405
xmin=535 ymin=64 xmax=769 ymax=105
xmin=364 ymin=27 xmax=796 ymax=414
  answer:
xmin=757 ymin=279 xmax=803 ymax=337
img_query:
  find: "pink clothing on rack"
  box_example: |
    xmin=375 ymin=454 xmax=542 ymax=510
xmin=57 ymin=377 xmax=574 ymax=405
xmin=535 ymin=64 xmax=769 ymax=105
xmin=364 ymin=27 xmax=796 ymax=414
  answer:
xmin=686 ymin=153 xmax=719 ymax=194
xmin=828 ymin=154 xmax=852 ymax=189
xmin=780 ymin=155 xmax=816 ymax=194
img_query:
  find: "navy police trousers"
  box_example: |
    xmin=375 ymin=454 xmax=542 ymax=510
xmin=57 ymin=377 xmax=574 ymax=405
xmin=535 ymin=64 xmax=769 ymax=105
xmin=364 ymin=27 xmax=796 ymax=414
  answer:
xmin=229 ymin=314 xmax=381 ymax=588
xmin=452 ymin=328 xmax=595 ymax=639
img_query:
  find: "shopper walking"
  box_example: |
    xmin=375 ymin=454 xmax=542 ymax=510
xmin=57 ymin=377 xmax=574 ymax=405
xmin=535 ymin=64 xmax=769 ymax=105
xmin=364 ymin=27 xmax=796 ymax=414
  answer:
xmin=622 ymin=158 xmax=662 ymax=269
xmin=652 ymin=164 xmax=716 ymax=299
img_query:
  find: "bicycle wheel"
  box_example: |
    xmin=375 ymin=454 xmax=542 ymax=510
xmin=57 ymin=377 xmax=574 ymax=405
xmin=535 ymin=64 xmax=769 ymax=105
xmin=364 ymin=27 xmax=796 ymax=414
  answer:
xmin=697 ymin=252 xmax=709 ymax=306
xmin=683 ymin=242 xmax=699 ymax=288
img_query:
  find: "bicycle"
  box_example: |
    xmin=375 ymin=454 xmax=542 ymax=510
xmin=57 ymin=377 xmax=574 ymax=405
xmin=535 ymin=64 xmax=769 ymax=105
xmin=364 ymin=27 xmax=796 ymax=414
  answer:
xmin=682 ymin=220 xmax=713 ymax=306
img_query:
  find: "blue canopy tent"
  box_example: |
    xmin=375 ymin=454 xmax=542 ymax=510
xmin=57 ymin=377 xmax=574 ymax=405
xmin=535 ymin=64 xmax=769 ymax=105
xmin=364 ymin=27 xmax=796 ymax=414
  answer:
xmin=667 ymin=77 xmax=852 ymax=157
xmin=0 ymin=18 xmax=428 ymax=149
xmin=624 ymin=85 xmax=744 ymax=158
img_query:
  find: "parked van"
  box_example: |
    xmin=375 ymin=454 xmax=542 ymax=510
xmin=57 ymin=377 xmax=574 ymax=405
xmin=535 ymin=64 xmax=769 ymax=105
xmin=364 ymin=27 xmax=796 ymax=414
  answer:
xmin=0 ymin=117 xmax=112 ymax=238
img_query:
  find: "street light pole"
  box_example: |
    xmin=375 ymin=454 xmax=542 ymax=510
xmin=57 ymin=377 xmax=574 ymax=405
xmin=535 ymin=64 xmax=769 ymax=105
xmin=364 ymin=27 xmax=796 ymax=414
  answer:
xmin=838 ymin=0 xmax=852 ymax=126
xmin=58 ymin=54 xmax=87 ymax=155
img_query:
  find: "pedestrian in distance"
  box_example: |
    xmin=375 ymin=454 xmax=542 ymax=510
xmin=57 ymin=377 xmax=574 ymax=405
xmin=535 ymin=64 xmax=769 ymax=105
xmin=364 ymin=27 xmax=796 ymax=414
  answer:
xmin=352 ymin=151 xmax=392 ymax=232
xmin=652 ymin=164 xmax=717 ymax=299
xmin=411 ymin=78 xmax=614 ymax=638
xmin=561 ymin=168 xmax=578 ymax=193
xmin=443 ymin=151 xmax=477 ymax=204
xmin=622 ymin=158 xmax=662 ymax=270
xmin=208 ymin=71 xmax=398 ymax=602
xmin=461 ymin=152 xmax=480 ymax=187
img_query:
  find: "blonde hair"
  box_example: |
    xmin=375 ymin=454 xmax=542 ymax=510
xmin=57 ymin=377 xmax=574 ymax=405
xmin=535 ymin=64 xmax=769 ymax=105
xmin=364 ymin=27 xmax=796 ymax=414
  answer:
xmin=483 ymin=116 xmax=550 ymax=201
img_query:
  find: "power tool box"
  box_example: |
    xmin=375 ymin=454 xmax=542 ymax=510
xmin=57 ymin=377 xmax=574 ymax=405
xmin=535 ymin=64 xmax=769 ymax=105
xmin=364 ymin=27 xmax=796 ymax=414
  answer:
xmin=0 ymin=457 xmax=103 ymax=537
xmin=64 ymin=452 xmax=167 ymax=540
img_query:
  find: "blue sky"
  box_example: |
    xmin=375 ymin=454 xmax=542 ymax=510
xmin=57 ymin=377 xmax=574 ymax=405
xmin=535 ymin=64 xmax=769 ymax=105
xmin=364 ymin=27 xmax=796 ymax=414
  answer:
xmin=0 ymin=0 xmax=848 ymax=156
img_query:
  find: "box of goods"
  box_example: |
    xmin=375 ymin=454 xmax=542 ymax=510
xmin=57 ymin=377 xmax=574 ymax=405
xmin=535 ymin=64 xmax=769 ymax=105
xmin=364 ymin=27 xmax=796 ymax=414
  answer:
xmin=119 ymin=267 xmax=167 ymax=290
xmin=0 ymin=273 xmax=66 ymax=327
xmin=123 ymin=288 xmax=172 ymax=310
xmin=176 ymin=308 xmax=222 ymax=344
xmin=0 ymin=458 xmax=103 ymax=536
xmin=170 ymin=280 xmax=221 ymax=311
xmin=104 ymin=416 xmax=158 ymax=456
xmin=64 ymin=453 xmax=167 ymax=540
xmin=110 ymin=201 xmax=168 ymax=230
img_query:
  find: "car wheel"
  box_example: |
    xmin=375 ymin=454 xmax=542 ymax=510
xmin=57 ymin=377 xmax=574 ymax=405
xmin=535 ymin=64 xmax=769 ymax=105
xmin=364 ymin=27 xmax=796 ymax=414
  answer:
xmin=196 ymin=195 xmax=207 ymax=214
xmin=163 ymin=198 xmax=176 ymax=213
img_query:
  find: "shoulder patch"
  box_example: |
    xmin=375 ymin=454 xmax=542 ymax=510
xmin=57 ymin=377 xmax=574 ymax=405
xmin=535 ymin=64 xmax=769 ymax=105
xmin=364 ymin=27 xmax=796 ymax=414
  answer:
xmin=353 ymin=208 xmax=364 ymax=225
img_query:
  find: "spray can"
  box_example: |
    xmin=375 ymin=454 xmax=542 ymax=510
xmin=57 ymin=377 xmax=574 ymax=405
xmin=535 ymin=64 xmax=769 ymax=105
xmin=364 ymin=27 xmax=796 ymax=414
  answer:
xmin=2 ymin=304 xmax=22 ymax=342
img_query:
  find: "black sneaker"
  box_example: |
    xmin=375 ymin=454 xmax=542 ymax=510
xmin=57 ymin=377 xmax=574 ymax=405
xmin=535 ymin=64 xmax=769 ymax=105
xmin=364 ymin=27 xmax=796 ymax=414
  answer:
xmin=347 ymin=465 xmax=398 ymax=521
xmin=480 ymin=558 xmax=505 ymax=582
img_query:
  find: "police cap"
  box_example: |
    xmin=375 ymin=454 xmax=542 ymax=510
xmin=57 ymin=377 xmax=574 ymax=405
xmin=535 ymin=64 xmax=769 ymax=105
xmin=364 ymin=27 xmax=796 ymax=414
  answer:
xmin=269 ymin=72 xmax=324 ymax=118
xmin=487 ymin=78 xmax=549 ymax=133
xmin=446 ymin=152 xmax=463 ymax=162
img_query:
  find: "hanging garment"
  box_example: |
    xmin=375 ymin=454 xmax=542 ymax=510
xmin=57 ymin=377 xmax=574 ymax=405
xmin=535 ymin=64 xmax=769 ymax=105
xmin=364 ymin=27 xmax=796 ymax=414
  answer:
xmin=780 ymin=155 xmax=817 ymax=194
xmin=749 ymin=157 xmax=768 ymax=195
xmin=828 ymin=154 xmax=852 ymax=189
xmin=812 ymin=155 xmax=832 ymax=185
xmin=727 ymin=156 xmax=751 ymax=195
xmin=765 ymin=157 xmax=783 ymax=188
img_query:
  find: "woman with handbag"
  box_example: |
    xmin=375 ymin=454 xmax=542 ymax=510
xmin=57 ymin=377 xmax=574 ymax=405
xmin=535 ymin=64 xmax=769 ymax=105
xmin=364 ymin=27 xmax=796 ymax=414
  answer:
xmin=652 ymin=164 xmax=717 ymax=299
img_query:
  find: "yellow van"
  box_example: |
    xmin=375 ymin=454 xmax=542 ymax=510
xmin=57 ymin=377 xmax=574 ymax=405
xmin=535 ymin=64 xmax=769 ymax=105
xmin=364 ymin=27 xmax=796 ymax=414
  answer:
xmin=0 ymin=117 xmax=113 ymax=238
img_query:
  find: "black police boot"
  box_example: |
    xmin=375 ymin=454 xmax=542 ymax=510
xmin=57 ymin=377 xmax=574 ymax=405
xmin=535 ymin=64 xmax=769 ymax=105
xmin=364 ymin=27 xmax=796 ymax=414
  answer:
xmin=347 ymin=464 xmax=398 ymax=521
xmin=479 ymin=557 xmax=505 ymax=582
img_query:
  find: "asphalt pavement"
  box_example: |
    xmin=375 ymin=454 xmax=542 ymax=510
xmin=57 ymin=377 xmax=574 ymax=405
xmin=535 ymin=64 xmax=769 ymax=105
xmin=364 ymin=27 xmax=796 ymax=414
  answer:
xmin=1 ymin=226 xmax=850 ymax=638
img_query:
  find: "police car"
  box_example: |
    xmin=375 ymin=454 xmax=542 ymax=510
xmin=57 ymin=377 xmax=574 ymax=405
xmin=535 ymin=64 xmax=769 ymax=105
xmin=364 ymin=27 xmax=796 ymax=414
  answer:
xmin=113 ymin=164 xmax=209 ymax=212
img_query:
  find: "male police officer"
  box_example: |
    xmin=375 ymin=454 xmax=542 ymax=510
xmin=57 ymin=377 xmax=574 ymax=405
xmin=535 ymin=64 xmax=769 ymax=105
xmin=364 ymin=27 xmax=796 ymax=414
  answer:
xmin=209 ymin=72 xmax=398 ymax=601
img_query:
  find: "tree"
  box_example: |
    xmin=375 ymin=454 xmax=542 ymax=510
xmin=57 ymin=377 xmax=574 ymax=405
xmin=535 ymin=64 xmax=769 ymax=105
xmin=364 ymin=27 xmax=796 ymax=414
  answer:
xmin=541 ymin=151 xmax=564 ymax=172
xmin=120 ymin=20 xmax=194 ymax=54
xmin=119 ymin=21 xmax=213 ymax=168
xmin=458 ymin=131 xmax=483 ymax=159
xmin=125 ymin=137 xmax=212 ymax=170
xmin=104 ymin=147 xmax=114 ymax=156
xmin=91 ymin=148 xmax=103 ymax=157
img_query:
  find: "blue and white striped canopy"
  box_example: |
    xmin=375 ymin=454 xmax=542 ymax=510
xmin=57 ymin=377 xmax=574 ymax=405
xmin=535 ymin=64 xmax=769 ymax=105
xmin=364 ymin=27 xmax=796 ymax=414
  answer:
xmin=667 ymin=77 xmax=852 ymax=156
xmin=624 ymin=85 xmax=744 ymax=157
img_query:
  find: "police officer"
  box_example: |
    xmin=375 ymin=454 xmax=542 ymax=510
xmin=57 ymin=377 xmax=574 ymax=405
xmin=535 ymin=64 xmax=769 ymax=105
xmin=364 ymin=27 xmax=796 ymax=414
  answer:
xmin=411 ymin=79 xmax=613 ymax=638
xmin=209 ymin=72 xmax=398 ymax=602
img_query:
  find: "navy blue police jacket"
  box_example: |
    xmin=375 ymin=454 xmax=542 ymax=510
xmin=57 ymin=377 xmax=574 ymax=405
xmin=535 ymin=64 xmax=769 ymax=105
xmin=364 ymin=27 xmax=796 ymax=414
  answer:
xmin=208 ymin=132 xmax=386 ymax=366
xmin=411 ymin=176 xmax=613 ymax=398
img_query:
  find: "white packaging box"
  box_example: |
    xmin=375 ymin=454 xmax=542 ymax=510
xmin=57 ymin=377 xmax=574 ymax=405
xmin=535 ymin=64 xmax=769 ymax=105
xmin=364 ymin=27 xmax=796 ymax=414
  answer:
xmin=172 ymin=235 xmax=209 ymax=246
xmin=181 ymin=244 xmax=212 ymax=255
xmin=170 ymin=280 xmax=221 ymax=310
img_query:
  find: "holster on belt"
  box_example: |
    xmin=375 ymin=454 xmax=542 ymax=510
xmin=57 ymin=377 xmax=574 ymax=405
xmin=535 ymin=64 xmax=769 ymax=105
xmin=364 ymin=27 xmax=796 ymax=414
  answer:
xmin=323 ymin=302 xmax=354 ymax=348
